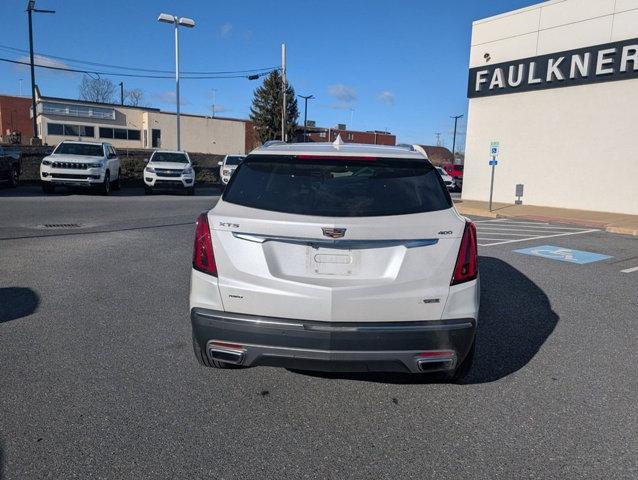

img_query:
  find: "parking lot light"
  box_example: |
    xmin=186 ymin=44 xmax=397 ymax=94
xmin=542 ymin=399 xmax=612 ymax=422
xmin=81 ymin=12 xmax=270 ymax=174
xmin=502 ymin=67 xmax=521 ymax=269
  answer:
xmin=157 ymin=13 xmax=196 ymax=151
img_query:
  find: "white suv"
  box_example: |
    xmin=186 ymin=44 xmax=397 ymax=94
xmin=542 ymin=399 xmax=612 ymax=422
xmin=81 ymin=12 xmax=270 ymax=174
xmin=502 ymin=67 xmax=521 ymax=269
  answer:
xmin=40 ymin=141 xmax=121 ymax=195
xmin=144 ymin=150 xmax=195 ymax=195
xmin=218 ymin=155 xmax=245 ymax=186
xmin=190 ymin=141 xmax=479 ymax=379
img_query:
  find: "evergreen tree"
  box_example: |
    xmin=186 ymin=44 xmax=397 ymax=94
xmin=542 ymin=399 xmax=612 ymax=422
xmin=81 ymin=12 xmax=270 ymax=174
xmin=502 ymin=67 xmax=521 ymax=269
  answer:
xmin=250 ymin=70 xmax=299 ymax=142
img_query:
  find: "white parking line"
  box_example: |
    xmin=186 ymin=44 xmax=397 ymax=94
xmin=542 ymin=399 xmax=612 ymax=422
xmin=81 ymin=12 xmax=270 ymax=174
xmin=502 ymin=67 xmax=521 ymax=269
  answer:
xmin=479 ymin=225 xmax=587 ymax=231
xmin=621 ymin=266 xmax=638 ymax=273
xmin=477 ymin=229 xmax=599 ymax=247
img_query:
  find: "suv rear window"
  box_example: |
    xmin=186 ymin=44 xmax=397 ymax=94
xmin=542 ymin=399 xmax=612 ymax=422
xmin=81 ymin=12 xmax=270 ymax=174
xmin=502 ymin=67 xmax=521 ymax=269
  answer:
xmin=223 ymin=155 xmax=451 ymax=217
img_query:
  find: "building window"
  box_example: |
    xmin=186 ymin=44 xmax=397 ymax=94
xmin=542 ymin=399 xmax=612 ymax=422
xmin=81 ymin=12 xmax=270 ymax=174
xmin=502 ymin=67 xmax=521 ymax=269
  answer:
xmin=47 ymin=123 xmax=63 ymax=135
xmin=99 ymin=127 xmax=113 ymax=139
xmin=113 ymin=128 xmax=127 ymax=140
xmin=127 ymin=129 xmax=141 ymax=140
xmin=347 ymin=133 xmax=354 ymax=141
xmin=41 ymin=102 xmax=116 ymax=120
xmin=82 ymin=126 xmax=95 ymax=137
xmin=318 ymin=132 xmax=326 ymax=138
xmin=63 ymin=124 xmax=79 ymax=136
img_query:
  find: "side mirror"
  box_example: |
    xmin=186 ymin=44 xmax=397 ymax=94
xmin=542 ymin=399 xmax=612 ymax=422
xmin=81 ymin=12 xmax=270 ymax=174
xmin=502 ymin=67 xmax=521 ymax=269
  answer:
xmin=144 ymin=158 xmax=149 ymax=164
xmin=108 ymin=153 xmax=117 ymax=159
xmin=217 ymin=161 xmax=223 ymax=166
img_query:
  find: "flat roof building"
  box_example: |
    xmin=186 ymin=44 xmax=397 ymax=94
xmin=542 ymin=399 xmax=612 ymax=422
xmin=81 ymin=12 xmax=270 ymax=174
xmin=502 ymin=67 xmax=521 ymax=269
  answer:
xmin=463 ymin=0 xmax=638 ymax=215
xmin=0 ymin=88 xmax=257 ymax=155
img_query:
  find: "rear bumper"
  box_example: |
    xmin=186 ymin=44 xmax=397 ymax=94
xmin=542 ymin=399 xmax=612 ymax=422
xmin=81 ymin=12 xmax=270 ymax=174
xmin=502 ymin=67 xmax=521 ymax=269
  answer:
xmin=191 ymin=308 xmax=476 ymax=373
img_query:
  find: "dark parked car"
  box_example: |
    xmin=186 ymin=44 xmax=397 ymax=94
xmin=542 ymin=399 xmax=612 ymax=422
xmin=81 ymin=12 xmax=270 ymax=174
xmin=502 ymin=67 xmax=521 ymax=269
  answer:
xmin=0 ymin=146 xmax=21 ymax=188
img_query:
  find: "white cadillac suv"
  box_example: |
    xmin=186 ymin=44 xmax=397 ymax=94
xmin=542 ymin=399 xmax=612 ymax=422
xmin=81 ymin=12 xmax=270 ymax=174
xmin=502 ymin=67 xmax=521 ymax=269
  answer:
xmin=40 ymin=141 xmax=121 ymax=195
xmin=144 ymin=150 xmax=195 ymax=195
xmin=190 ymin=140 xmax=479 ymax=379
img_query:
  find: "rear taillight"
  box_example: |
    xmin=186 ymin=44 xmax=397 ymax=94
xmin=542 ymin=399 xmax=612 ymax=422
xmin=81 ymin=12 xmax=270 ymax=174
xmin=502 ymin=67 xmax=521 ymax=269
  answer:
xmin=451 ymin=221 xmax=478 ymax=285
xmin=193 ymin=212 xmax=217 ymax=276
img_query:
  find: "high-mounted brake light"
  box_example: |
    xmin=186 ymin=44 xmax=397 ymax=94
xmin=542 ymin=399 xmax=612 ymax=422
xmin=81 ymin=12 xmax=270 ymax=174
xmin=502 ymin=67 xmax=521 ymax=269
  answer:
xmin=296 ymin=155 xmax=377 ymax=161
xmin=451 ymin=221 xmax=478 ymax=285
xmin=193 ymin=212 xmax=217 ymax=276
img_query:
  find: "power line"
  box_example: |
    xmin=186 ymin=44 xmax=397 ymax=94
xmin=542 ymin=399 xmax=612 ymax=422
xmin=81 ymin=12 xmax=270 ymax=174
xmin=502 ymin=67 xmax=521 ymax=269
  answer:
xmin=0 ymin=57 xmax=277 ymax=80
xmin=0 ymin=44 xmax=278 ymax=76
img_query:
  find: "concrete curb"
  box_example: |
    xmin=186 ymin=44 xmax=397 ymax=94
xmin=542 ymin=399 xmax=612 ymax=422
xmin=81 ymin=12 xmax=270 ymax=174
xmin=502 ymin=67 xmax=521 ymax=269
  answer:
xmin=455 ymin=203 xmax=638 ymax=237
xmin=454 ymin=206 xmax=498 ymax=218
xmin=605 ymin=226 xmax=638 ymax=236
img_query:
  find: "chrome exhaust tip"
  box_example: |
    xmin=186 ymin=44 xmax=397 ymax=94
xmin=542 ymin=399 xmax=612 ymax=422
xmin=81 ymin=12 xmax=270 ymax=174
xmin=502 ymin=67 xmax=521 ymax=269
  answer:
xmin=415 ymin=351 xmax=456 ymax=372
xmin=207 ymin=341 xmax=246 ymax=365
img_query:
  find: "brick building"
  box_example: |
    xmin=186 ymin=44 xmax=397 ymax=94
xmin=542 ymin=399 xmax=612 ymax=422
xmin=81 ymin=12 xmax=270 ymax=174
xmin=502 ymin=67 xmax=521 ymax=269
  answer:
xmin=413 ymin=145 xmax=454 ymax=166
xmin=0 ymin=95 xmax=33 ymax=143
xmin=296 ymin=125 xmax=395 ymax=145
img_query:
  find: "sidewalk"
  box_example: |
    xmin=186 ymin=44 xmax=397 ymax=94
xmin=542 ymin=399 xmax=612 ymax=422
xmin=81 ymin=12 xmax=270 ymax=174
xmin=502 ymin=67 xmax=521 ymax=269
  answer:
xmin=454 ymin=199 xmax=638 ymax=236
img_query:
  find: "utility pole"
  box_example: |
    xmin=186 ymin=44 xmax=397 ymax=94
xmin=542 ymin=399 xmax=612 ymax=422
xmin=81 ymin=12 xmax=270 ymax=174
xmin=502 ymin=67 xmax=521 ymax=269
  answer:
xmin=27 ymin=1 xmax=55 ymax=142
xmin=435 ymin=132 xmax=442 ymax=146
xmin=281 ymin=43 xmax=286 ymax=142
xmin=211 ymin=88 xmax=217 ymax=117
xmin=298 ymin=95 xmax=314 ymax=142
xmin=450 ymin=114 xmax=463 ymax=163
xmin=119 ymin=82 xmax=124 ymax=105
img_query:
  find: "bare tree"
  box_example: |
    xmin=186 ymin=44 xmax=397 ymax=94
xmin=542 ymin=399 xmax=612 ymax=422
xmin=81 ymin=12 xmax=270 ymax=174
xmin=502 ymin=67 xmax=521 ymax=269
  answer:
xmin=125 ymin=88 xmax=145 ymax=107
xmin=79 ymin=76 xmax=116 ymax=103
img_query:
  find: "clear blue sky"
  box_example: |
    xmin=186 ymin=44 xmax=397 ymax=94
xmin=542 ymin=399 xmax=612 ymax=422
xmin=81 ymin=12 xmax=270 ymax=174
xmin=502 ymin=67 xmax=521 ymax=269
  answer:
xmin=0 ymin=0 xmax=540 ymax=148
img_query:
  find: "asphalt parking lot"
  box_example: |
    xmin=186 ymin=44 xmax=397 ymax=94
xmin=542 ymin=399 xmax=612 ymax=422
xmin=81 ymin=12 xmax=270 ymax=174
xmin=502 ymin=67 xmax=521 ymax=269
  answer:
xmin=1 ymin=185 xmax=637 ymax=479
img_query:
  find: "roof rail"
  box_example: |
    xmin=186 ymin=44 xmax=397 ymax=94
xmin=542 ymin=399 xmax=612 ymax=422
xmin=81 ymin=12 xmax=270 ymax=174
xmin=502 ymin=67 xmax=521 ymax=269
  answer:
xmin=262 ymin=140 xmax=286 ymax=148
xmin=395 ymin=143 xmax=416 ymax=151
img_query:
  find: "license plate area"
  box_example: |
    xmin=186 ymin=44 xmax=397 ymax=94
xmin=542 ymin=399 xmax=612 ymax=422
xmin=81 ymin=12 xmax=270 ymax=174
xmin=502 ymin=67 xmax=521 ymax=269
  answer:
xmin=309 ymin=247 xmax=358 ymax=275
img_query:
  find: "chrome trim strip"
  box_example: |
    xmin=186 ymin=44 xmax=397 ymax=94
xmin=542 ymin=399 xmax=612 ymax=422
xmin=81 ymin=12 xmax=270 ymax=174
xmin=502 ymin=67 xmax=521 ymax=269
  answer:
xmin=195 ymin=309 xmax=473 ymax=332
xmin=232 ymin=232 xmax=438 ymax=249
xmin=196 ymin=309 xmax=305 ymax=328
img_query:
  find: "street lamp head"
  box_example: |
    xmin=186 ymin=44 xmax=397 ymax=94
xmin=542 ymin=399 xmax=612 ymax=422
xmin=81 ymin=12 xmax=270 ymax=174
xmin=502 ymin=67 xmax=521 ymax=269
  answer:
xmin=178 ymin=17 xmax=195 ymax=28
xmin=158 ymin=13 xmax=176 ymax=24
xmin=26 ymin=0 xmax=35 ymax=11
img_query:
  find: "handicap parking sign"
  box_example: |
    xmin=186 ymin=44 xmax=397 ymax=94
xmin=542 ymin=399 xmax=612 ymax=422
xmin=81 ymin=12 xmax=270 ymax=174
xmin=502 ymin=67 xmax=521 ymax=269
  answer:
xmin=514 ymin=245 xmax=612 ymax=264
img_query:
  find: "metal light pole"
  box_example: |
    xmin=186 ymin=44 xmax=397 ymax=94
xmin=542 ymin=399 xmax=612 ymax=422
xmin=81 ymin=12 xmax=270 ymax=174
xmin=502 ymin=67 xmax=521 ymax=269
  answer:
xmin=451 ymin=114 xmax=463 ymax=163
xmin=211 ymin=88 xmax=217 ymax=118
xmin=26 ymin=0 xmax=55 ymax=141
xmin=281 ymin=43 xmax=287 ymax=142
xmin=298 ymin=94 xmax=314 ymax=142
xmin=119 ymin=82 xmax=124 ymax=105
xmin=158 ymin=13 xmax=195 ymax=151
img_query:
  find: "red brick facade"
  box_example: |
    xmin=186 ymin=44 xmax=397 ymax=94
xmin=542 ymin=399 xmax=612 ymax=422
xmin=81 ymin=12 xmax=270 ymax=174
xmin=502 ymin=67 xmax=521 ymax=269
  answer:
xmin=301 ymin=127 xmax=395 ymax=146
xmin=0 ymin=95 xmax=33 ymax=142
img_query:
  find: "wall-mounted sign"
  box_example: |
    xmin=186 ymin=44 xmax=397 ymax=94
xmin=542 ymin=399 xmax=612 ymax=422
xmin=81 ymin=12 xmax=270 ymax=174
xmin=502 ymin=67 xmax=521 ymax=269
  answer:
xmin=468 ymin=37 xmax=638 ymax=98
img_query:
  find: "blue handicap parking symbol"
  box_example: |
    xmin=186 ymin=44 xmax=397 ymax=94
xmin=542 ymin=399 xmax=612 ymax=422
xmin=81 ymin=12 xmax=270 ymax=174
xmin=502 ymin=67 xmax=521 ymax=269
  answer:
xmin=514 ymin=245 xmax=612 ymax=264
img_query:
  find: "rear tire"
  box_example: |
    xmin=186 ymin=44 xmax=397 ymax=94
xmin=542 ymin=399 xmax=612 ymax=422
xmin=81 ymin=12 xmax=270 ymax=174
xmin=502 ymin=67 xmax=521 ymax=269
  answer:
xmin=42 ymin=182 xmax=55 ymax=194
xmin=100 ymin=171 xmax=111 ymax=195
xmin=8 ymin=166 xmax=19 ymax=188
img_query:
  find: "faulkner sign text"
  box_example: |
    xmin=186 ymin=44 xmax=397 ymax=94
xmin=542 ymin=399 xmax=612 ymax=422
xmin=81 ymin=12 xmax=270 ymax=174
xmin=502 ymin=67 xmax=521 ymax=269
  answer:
xmin=468 ymin=38 xmax=638 ymax=98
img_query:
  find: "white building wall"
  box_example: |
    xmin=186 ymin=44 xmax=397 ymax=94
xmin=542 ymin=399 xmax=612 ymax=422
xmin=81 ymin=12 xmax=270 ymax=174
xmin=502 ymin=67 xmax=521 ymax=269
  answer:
xmin=464 ymin=0 xmax=638 ymax=214
xmin=145 ymin=112 xmax=247 ymax=155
